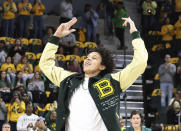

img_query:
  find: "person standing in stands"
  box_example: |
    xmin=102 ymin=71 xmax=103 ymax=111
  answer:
xmin=59 ymin=0 xmax=73 ymax=24
xmin=39 ymin=17 xmax=148 ymax=131
xmin=32 ymin=0 xmax=45 ymax=39
xmin=174 ymin=0 xmax=181 ymax=23
xmin=174 ymin=15 xmax=181 ymax=54
xmin=82 ymin=4 xmax=99 ymax=42
xmin=18 ymin=0 xmax=32 ymax=38
xmin=2 ymin=0 xmax=17 ymax=37
xmin=158 ymin=54 xmax=176 ymax=108
xmin=159 ymin=17 xmax=175 ymax=55
xmin=112 ymin=1 xmax=128 ymax=50
xmin=141 ymin=0 xmax=157 ymax=33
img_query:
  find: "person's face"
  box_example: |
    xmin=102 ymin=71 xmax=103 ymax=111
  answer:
xmin=179 ymin=15 xmax=181 ymax=21
xmin=50 ymin=111 xmax=57 ymax=121
xmin=73 ymin=59 xmax=78 ymax=65
xmin=58 ymin=47 xmax=64 ymax=54
xmin=13 ymin=93 xmax=19 ymax=99
xmin=6 ymin=57 xmax=11 ymax=64
xmin=19 ymin=87 xmax=25 ymax=94
xmin=47 ymin=28 xmax=53 ymax=35
xmin=35 ymin=72 xmax=40 ymax=79
xmin=26 ymin=104 xmax=33 ymax=114
xmin=165 ymin=54 xmax=171 ymax=63
xmin=17 ymin=72 xmax=23 ymax=79
xmin=83 ymin=52 xmax=105 ymax=76
xmin=1 ymin=72 xmax=6 ymax=79
xmin=117 ymin=3 xmax=122 ymax=9
xmin=166 ymin=18 xmax=170 ymax=24
xmin=130 ymin=114 xmax=142 ymax=129
xmin=15 ymin=39 xmax=21 ymax=46
xmin=2 ymin=124 xmax=11 ymax=131
xmin=177 ymin=91 xmax=181 ymax=98
xmin=22 ymin=57 xmax=28 ymax=64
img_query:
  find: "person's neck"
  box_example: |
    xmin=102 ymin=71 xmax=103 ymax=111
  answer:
xmin=26 ymin=112 xmax=32 ymax=116
xmin=85 ymin=72 xmax=100 ymax=78
xmin=133 ymin=127 xmax=141 ymax=131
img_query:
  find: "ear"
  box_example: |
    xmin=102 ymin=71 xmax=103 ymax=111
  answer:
xmin=99 ymin=65 xmax=106 ymax=71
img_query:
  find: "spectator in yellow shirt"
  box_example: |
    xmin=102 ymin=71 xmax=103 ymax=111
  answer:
xmin=32 ymin=0 xmax=45 ymax=39
xmin=7 ymin=91 xmax=25 ymax=131
xmin=174 ymin=0 xmax=181 ymax=22
xmin=2 ymin=0 xmax=17 ymax=37
xmin=17 ymin=0 xmax=32 ymax=38
xmin=174 ymin=15 xmax=181 ymax=54
xmin=160 ymin=17 xmax=175 ymax=53
xmin=16 ymin=55 xmax=34 ymax=87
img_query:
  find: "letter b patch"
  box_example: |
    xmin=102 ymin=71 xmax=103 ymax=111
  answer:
xmin=94 ymin=79 xmax=114 ymax=99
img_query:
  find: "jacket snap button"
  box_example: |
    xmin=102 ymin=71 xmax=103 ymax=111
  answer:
xmin=62 ymin=117 xmax=65 ymax=120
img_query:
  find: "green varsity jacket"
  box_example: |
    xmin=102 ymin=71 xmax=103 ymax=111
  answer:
xmin=39 ymin=31 xmax=148 ymax=131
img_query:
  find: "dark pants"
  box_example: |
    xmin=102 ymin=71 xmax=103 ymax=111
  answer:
xmin=9 ymin=121 xmax=17 ymax=131
xmin=142 ymin=15 xmax=156 ymax=33
xmin=18 ymin=15 xmax=30 ymax=38
xmin=0 ymin=120 xmax=5 ymax=130
xmin=115 ymin=28 xmax=125 ymax=48
xmin=59 ymin=17 xmax=71 ymax=24
xmin=86 ymin=24 xmax=97 ymax=42
xmin=33 ymin=15 xmax=44 ymax=39
xmin=2 ymin=19 xmax=15 ymax=37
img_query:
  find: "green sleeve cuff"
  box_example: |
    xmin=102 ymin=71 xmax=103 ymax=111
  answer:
xmin=48 ymin=36 xmax=60 ymax=45
xmin=131 ymin=31 xmax=141 ymax=40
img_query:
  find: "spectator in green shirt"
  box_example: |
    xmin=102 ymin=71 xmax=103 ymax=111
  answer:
xmin=112 ymin=2 xmax=128 ymax=50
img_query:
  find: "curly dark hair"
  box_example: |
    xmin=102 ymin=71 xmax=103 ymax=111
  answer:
xmin=87 ymin=47 xmax=115 ymax=76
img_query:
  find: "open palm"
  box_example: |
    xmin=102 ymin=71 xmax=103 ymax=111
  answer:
xmin=54 ymin=17 xmax=77 ymax=38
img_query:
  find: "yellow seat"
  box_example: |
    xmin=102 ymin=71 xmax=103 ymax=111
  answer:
xmin=36 ymin=53 xmax=42 ymax=60
xmin=170 ymin=57 xmax=179 ymax=64
xmin=151 ymin=89 xmax=161 ymax=97
xmin=80 ymin=56 xmax=86 ymax=63
xmin=84 ymin=42 xmax=97 ymax=48
xmin=154 ymin=73 xmax=159 ymax=80
xmin=65 ymin=55 xmax=81 ymax=63
xmin=56 ymin=54 xmax=66 ymax=62
xmin=29 ymin=38 xmax=42 ymax=46
xmin=29 ymin=38 xmax=42 ymax=53
xmin=21 ymin=38 xmax=29 ymax=46
xmin=0 ymin=37 xmax=15 ymax=45
xmin=25 ymin=52 xmax=36 ymax=65
xmin=76 ymin=41 xmax=85 ymax=48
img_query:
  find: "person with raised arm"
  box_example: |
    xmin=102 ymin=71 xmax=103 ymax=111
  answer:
xmin=39 ymin=17 xmax=148 ymax=131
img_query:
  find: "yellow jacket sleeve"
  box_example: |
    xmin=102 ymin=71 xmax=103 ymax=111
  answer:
xmin=39 ymin=37 xmax=74 ymax=87
xmin=111 ymin=34 xmax=148 ymax=91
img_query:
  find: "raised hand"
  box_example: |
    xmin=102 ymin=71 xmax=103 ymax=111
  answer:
xmin=54 ymin=17 xmax=77 ymax=38
xmin=122 ymin=17 xmax=137 ymax=34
